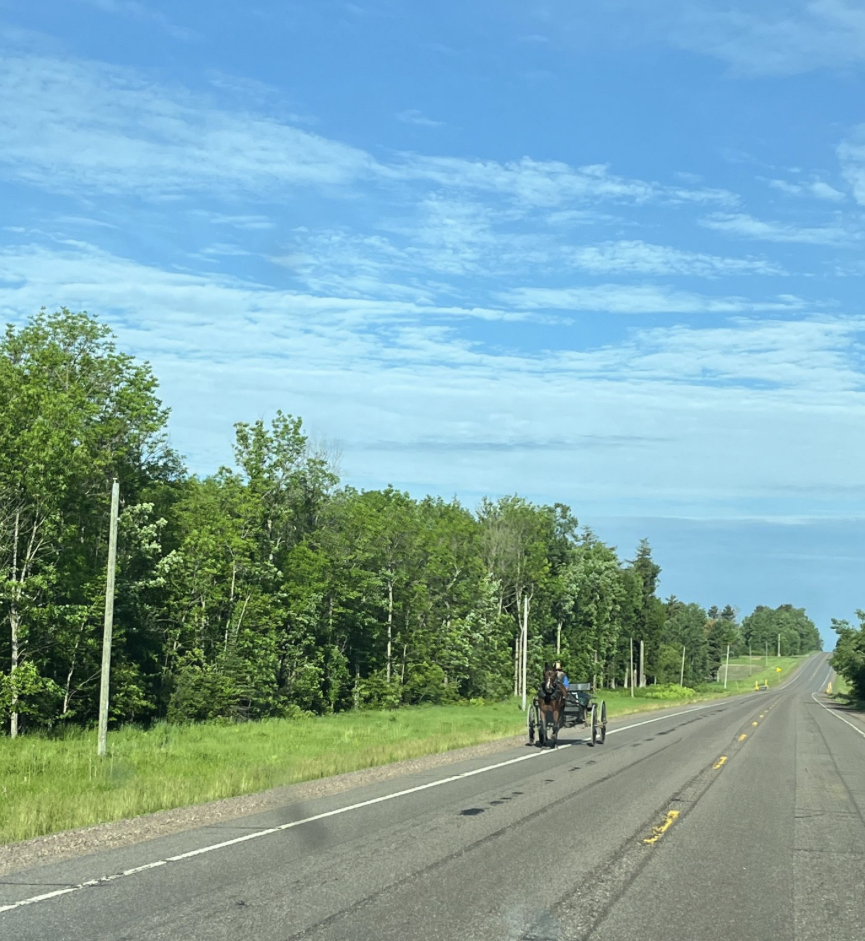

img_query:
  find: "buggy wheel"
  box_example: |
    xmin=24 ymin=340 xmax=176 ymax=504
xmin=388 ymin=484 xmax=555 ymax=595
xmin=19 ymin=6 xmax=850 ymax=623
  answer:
xmin=527 ymin=701 xmax=539 ymax=745
xmin=539 ymin=712 xmax=548 ymax=747
xmin=599 ymin=701 xmax=607 ymax=745
xmin=590 ymin=703 xmax=599 ymax=746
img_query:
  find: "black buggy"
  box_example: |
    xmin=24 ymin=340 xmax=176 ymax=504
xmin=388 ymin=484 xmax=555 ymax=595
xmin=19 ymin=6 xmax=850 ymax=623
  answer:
xmin=527 ymin=681 xmax=607 ymax=748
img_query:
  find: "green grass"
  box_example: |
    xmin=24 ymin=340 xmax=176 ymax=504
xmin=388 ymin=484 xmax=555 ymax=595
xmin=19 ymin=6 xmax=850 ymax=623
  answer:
xmin=0 ymin=655 xmax=809 ymax=846
xmin=0 ymin=704 xmax=529 ymax=845
xmin=830 ymin=674 xmax=865 ymax=710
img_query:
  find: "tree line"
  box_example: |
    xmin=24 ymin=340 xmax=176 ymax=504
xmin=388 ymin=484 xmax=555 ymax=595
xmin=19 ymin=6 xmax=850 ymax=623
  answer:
xmin=0 ymin=310 xmax=822 ymax=735
xmin=831 ymin=615 xmax=865 ymax=701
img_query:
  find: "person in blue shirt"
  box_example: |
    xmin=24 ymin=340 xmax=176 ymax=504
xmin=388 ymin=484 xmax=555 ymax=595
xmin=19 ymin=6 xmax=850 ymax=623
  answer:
xmin=553 ymin=660 xmax=569 ymax=690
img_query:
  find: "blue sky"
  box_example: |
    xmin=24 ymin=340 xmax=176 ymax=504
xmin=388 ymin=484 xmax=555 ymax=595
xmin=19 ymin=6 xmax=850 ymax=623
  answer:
xmin=2 ymin=1 xmax=865 ymax=643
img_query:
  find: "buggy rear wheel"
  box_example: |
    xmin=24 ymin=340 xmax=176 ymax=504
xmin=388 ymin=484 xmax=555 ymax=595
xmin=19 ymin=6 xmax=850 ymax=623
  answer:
xmin=589 ymin=703 xmax=599 ymax=746
xmin=527 ymin=700 xmax=541 ymax=746
xmin=598 ymin=700 xmax=607 ymax=744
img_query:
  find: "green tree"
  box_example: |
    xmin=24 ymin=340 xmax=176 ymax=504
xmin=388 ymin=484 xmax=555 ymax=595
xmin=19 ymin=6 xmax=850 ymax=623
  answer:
xmin=0 ymin=309 xmax=175 ymax=734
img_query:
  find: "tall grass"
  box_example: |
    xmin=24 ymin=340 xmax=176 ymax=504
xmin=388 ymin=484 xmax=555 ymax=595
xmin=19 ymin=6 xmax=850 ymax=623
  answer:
xmin=0 ymin=704 xmax=525 ymax=844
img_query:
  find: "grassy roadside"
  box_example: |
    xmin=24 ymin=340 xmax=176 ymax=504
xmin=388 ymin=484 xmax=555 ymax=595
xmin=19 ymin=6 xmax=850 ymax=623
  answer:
xmin=829 ymin=673 xmax=865 ymax=710
xmin=0 ymin=654 xmax=810 ymax=845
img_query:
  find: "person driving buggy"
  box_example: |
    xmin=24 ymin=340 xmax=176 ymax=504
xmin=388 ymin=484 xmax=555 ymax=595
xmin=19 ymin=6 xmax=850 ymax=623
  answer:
xmin=553 ymin=660 xmax=569 ymax=690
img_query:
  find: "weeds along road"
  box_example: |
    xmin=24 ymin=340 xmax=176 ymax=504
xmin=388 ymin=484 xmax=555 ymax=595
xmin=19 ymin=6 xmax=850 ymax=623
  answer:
xmin=2 ymin=653 xmax=863 ymax=941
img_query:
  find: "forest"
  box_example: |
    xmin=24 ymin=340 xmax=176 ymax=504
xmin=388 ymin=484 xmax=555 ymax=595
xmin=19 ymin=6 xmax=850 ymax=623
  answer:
xmin=0 ymin=310 xmax=823 ymax=735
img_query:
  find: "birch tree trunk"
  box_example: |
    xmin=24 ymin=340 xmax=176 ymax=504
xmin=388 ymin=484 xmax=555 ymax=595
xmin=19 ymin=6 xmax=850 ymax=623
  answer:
xmin=386 ymin=573 xmax=394 ymax=682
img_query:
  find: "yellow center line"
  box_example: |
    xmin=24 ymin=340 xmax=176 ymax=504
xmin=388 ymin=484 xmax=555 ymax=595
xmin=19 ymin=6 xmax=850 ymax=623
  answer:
xmin=752 ymin=721 xmax=759 ymax=726
xmin=712 ymin=756 xmax=727 ymax=770
xmin=643 ymin=810 xmax=680 ymax=845
xmin=738 ymin=733 xmax=748 ymax=741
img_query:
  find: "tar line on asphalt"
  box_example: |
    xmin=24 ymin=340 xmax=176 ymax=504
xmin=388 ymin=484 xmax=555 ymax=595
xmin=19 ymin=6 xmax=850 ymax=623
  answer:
xmin=0 ymin=658 xmax=827 ymax=917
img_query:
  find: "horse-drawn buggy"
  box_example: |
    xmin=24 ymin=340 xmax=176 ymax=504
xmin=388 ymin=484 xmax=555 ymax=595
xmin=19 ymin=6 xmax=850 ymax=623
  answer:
xmin=527 ymin=665 xmax=607 ymax=748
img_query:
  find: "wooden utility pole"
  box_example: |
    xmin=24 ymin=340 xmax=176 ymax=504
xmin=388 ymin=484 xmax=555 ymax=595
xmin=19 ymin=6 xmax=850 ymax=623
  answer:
xmin=639 ymin=640 xmax=645 ymax=688
xmin=680 ymin=644 xmax=686 ymax=688
xmin=777 ymin=633 xmax=781 ymax=658
xmin=97 ymin=480 xmax=120 ymax=758
xmin=520 ymin=595 xmax=529 ymax=711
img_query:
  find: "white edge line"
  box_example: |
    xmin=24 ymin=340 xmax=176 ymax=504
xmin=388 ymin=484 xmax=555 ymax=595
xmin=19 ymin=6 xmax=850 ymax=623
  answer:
xmin=811 ymin=690 xmax=865 ymax=740
xmin=0 ymin=654 xmax=825 ymax=916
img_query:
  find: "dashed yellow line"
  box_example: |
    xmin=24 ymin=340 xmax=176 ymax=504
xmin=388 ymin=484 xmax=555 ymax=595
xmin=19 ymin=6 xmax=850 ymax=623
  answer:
xmin=752 ymin=721 xmax=759 ymax=726
xmin=643 ymin=810 xmax=680 ymax=845
xmin=712 ymin=756 xmax=727 ymax=770
xmin=738 ymin=733 xmax=748 ymax=742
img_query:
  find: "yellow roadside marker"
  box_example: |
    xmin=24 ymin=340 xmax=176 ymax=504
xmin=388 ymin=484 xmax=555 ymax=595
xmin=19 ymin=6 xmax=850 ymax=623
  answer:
xmin=643 ymin=810 xmax=680 ymax=845
xmin=712 ymin=756 xmax=727 ymax=770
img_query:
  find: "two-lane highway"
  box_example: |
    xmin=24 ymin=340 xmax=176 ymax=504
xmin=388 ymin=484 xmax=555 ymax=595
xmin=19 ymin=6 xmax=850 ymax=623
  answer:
xmin=2 ymin=653 xmax=862 ymax=940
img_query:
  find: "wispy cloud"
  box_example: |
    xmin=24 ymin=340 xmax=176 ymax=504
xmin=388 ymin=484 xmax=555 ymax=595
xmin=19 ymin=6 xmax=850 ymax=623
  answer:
xmin=501 ymin=284 xmax=803 ymax=314
xmin=0 ymin=50 xmax=739 ymax=218
xmin=3 ymin=240 xmax=863 ymax=515
xmin=700 ymin=212 xmax=852 ymax=244
xmin=77 ymin=0 xmax=196 ymax=41
xmin=603 ymin=0 xmax=865 ymax=76
xmin=397 ymin=109 xmax=445 ymax=128
xmin=565 ymin=240 xmax=784 ymax=277
xmin=0 ymin=55 xmax=379 ymax=198
xmin=768 ymin=178 xmax=845 ymax=201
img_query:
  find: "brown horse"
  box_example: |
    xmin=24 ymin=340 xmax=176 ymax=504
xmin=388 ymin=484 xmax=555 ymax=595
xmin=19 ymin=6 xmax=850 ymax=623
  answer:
xmin=537 ymin=663 xmax=568 ymax=747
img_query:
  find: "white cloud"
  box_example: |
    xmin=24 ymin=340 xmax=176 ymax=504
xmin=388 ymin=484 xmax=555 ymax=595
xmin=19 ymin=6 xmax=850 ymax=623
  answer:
xmin=701 ymin=212 xmax=851 ymax=244
xmin=809 ymin=180 xmax=846 ymax=201
xmin=501 ymin=284 xmax=803 ymax=314
xmin=565 ymin=240 xmax=784 ymax=277
xmin=397 ymin=109 xmax=445 ymax=128
xmin=77 ymin=0 xmax=196 ymax=41
xmin=191 ymin=212 xmax=275 ymax=230
xmin=393 ymin=155 xmax=736 ymax=209
xmin=531 ymin=0 xmax=865 ymax=76
xmin=0 ymin=49 xmax=740 ymax=217
xmin=0 ymin=55 xmax=380 ymax=198
xmin=618 ymin=0 xmax=865 ymax=76
xmin=3 ymin=239 xmax=865 ymax=516
xmin=768 ymin=178 xmax=845 ymax=201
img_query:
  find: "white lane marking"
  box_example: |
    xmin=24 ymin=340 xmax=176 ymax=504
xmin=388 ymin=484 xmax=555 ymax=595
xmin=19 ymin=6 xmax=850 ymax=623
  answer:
xmin=0 ymin=655 xmax=823 ymax=917
xmin=811 ymin=691 xmax=865 ymax=740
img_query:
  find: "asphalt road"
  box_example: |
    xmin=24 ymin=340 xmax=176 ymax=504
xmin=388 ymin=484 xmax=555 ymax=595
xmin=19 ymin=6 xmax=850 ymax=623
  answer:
xmin=2 ymin=653 xmax=863 ymax=941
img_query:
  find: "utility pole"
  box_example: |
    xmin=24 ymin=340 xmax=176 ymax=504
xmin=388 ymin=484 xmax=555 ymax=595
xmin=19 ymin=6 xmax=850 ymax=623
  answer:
xmin=556 ymin=620 xmax=561 ymax=658
xmin=765 ymin=639 xmax=768 ymax=668
xmin=520 ymin=595 xmax=529 ymax=711
xmin=680 ymin=644 xmax=686 ymax=688
xmin=630 ymin=637 xmax=635 ymax=698
xmin=97 ymin=479 xmax=120 ymax=758
xmin=514 ymin=632 xmax=520 ymax=697
xmin=639 ymin=640 xmax=645 ymax=688
xmin=777 ymin=633 xmax=781 ymax=658
xmin=723 ymin=644 xmax=730 ymax=690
